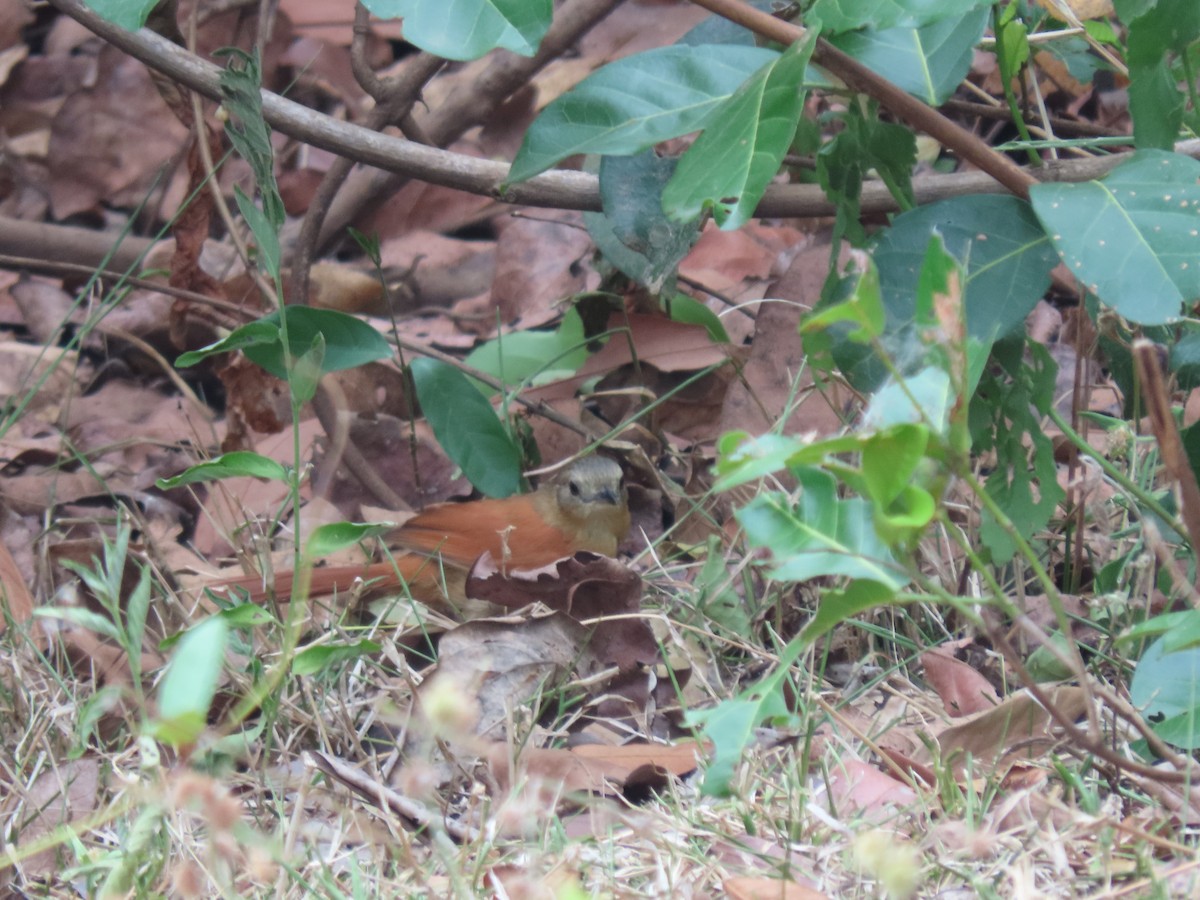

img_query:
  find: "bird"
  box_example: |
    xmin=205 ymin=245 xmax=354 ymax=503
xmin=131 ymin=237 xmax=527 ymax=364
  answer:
xmin=212 ymin=455 xmax=630 ymax=614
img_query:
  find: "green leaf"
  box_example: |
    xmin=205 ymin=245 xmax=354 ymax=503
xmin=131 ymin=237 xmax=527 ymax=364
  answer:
xmin=828 ymin=6 xmax=989 ymax=105
xmin=663 ymin=33 xmax=818 ymax=230
xmin=972 ymin=347 xmax=1064 ymax=562
xmin=245 ymin=308 xmax=391 ymax=379
xmin=362 ymin=0 xmax=551 ymax=61
xmin=304 ymin=522 xmax=395 ymax=559
xmin=293 ymin=640 xmax=382 ymax=676
xmin=216 ymin=49 xmax=284 ymax=230
xmin=233 ymin=186 xmax=281 ymax=281
xmin=1030 ymin=150 xmax=1200 ymax=325
xmin=219 ymin=603 xmax=278 ymax=628
xmin=584 ymin=151 xmax=702 ymax=292
xmin=154 ymin=617 xmax=228 ymax=748
xmin=82 ymin=0 xmax=159 ymax=29
xmin=508 ymin=45 xmax=778 ymax=183
xmin=1130 ymin=635 xmax=1200 ymax=749
xmin=1123 ymin=0 xmax=1200 ymax=149
xmin=410 ymin=358 xmax=524 ymax=498
xmin=177 ymin=308 xmax=390 ymax=379
xmin=808 ymin=0 xmax=986 ymax=32
xmin=156 ymin=451 xmax=288 ymax=489
xmin=464 ymin=308 xmax=589 ymax=393
xmin=799 ymin=580 xmax=896 ymax=645
xmin=874 ymin=194 xmax=1059 ymax=344
xmin=738 ymin=467 xmax=908 ymax=589
xmin=685 ymin=682 xmax=794 ymax=795
xmin=667 ymin=294 xmax=730 ymax=343
xmin=35 ymin=606 xmax=124 ymax=643
xmin=289 ymin=331 xmax=327 ymax=405
xmin=864 ymin=366 xmax=952 ymax=433
xmin=861 ymin=424 xmax=928 ymax=509
xmin=175 ymin=320 xmax=281 ymax=368
xmin=714 ymin=430 xmax=867 ymax=491
xmin=817 ymin=106 xmax=917 ymax=249
xmin=802 ymin=252 xmax=886 ymax=344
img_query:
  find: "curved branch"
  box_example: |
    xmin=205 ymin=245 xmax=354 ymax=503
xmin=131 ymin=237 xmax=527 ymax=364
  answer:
xmin=41 ymin=0 xmax=1200 ymax=221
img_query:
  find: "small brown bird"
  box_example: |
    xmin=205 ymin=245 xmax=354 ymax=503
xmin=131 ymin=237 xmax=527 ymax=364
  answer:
xmin=216 ymin=455 xmax=630 ymax=610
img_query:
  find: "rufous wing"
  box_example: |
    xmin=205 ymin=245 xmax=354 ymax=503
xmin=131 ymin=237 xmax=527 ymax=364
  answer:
xmin=391 ymin=493 xmax=579 ymax=570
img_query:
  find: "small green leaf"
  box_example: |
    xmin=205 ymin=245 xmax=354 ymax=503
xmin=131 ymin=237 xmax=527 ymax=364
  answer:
xmin=216 ymin=49 xmax=284 ymax=230
xmin=293 ymin=640 xmax=382 ymax=676
xmin=799 ymin=580 xmax=896 ymax=645
xmin=686 ymin=684 xmax=794 ymax=795
xmin=663 ymin=32 xmax=818 ymax=230
xmin=35 ymin=607 xmax=123 ymax=643
xmin=219 ymin=603 xmax=278 ymax=628
xmin=509 ymin=45 xmax=778 ymax=183
xmin=175 ymin=320 xmax=280 ymax=368
xmin=290 ymin=331 xmax=326 ymax=404
xmin=156 ymin=451 xmax=288 ymax=489
xmin=154 ymin=617 xmax=228 ymax=747
xmin=82 ymin=0 xmax=159 ymax=29
xmin=233 ymin=186 xmax=281 ymax=281
xmin=304 ymin=522 xmax=395 ymax=559
xmin=362 ymin=0 xmax=551 ymax=60
xmin=667 ymin=294 xmax=729 ymax=343
xmin=410 ymin=358 xmax=524 ymax=498
xmin=801 ymin=253 xmax=886 ymax=342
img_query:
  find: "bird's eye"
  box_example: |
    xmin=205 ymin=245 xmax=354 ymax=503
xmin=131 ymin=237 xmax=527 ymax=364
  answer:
xmin=569 ymin=481 xmax=581 ymax=497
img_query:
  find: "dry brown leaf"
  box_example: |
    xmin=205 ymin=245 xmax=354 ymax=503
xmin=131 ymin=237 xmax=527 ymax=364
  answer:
xmin=47 ymin=44 xmax=188 ymax=219
xmin=485 ymin=741 xmax=621 ymax=796
xmin=1 ymin=756 xmax=103 ymax=880
xmin=826 ymin=758 xmax=919 ymax=821
xmin=490 ymin=210 xmax=594 ymax=326
xmin=935 ymin=685 xmax=1089 ymax=773
xmin=922 ymin=646 xmax=1000 ymax=717
xmin=0 ymin=531 xmax=35 ymax=637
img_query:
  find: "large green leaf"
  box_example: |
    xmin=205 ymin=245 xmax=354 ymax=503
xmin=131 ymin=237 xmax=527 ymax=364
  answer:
xmin=410 ymin=358 xmax=523 ymax=498
xmin=1130 ymin=635 xmax=1200 ymax=749
xmin=873 ymin=194 xmax=1059 ymax=341
xmin=1030 ymin=150 xmax=1200 ymax=325
xmin=809 ymin=0 xmax=987 ymax=32
xmin=1121 ymin=0 xmax=1200 ymax=149
xmin=508 ymin=45 xmax=778 ymax=183
xmin=362 ymin=0 xmax=551 ymax=61
xmin=663 ymin=33 xmax=818 ymax=230
xmin=829 ymin=6 xmax=989 ymax=105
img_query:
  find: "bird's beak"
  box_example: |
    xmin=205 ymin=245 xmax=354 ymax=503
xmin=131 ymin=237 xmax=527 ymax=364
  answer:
xmin=595 ymin=487 xmax=621 ymax=505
